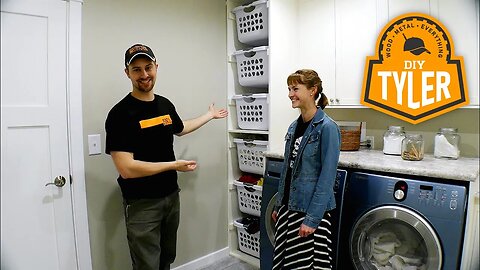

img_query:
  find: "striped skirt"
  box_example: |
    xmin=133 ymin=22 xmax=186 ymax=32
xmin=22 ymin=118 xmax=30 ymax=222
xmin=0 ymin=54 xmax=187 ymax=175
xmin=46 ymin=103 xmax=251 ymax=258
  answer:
xmin=272 ymin=205 xmax=334 ymax=270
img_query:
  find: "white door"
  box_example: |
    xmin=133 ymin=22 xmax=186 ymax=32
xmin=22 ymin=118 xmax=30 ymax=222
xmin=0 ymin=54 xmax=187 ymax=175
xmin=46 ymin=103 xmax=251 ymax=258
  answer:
xmin=1 ymin=0 xmax=78 ymax=269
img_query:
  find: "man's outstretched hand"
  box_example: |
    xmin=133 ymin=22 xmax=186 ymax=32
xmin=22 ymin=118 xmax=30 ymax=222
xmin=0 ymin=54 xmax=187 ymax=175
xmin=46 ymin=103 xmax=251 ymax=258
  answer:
xmin=208 ymin=103 xmax=228 ymax=119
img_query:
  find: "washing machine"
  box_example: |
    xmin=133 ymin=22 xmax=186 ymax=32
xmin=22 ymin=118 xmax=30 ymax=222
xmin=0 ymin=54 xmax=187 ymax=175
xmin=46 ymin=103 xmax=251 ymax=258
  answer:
xmin=260 ymin=156 xmax=347 ymax=270
xmin=260 ymin=157 xmax=283 ymax=270
xmin=337 ymin=171 xmax=468 ymax=270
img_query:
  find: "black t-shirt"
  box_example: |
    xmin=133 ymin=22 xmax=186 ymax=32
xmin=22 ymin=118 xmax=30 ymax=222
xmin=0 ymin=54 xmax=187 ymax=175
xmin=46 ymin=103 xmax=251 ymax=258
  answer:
xmin=282 ymin=117 xmax=311 ymax=205
xmin=105 ymin=93 xmax=184 ymax=199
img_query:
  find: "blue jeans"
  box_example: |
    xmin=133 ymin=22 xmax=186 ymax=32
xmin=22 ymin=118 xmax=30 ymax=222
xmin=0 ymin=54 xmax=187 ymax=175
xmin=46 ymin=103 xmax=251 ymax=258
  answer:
xmin=123 ymin=190 xmax=180 ymax=270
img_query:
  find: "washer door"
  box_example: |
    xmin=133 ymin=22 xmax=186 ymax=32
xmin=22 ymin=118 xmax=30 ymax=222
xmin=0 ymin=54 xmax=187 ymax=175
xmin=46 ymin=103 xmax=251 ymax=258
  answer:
xmin=350 ymin=205 xmax=442 ymax=270
xmin=265 ymin=192 xmax=278 ymax=245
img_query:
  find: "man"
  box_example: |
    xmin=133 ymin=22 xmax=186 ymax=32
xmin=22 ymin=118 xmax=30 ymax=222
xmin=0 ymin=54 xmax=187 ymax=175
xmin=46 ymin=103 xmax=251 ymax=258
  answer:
xmin=105 ymin=44 xmax=227 ymax=270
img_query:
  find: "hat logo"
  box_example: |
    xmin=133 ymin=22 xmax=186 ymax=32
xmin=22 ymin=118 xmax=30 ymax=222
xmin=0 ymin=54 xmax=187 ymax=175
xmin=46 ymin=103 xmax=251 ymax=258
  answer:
xmin=128 ymin=45 xmax=149 ymax=55
xmin=403 ymin=34 xmax=431 ymax=56
xmin=125 ymin=44 xmax=155 ymax=67
xmin=361 ymin=13 xmax=469 ymax=124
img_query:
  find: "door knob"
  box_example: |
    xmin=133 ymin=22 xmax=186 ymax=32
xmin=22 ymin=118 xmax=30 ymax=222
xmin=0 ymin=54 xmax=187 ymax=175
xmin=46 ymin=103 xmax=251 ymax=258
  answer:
xmin=45 ymin=176 xmax=66 ymax=187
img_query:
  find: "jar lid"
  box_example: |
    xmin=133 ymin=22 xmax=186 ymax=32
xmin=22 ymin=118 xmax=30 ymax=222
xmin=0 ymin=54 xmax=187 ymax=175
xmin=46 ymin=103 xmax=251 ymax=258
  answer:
xmin=388 ymin=126 xmax=405 ymax=132
xmin=439 ymin=127 xmax=458 ymax=133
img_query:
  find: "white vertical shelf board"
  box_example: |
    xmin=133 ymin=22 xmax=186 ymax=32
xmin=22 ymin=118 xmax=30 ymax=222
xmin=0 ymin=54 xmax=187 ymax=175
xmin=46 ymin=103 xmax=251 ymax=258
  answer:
xmin=226 ymin=0 xmax=242 ymax=260
xmin=269 ymin=0 xmax=301 ymax=150
xmin=376 ymin=0 xmax=389 ymax=33
xmin=227 ymin=0 xmax=239 ymax=132
xmin=435 ymin=0 xmax=479 ymax=107
xmin=297 ymin=0 xmax=336 ymax=105
xmin=334 ymin=0 xmax=378 ymax=106
xmin=386 ymin=0 xmax=430 ymax=18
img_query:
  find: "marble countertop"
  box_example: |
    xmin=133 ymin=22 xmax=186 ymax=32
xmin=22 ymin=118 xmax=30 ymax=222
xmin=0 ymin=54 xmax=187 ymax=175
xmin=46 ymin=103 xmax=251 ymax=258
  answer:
xmin=264 ymin=149 xmax=480 ymax=182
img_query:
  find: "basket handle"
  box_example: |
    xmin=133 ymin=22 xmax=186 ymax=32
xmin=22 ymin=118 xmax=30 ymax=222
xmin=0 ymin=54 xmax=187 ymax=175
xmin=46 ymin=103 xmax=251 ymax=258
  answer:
xmin=240 ymin=139 xmax=256 ymax=147
xmin=241 ymin=1 xmax=261 ymax=13
xmin=243 ymin=5 xmax=255 ymax=13
xmin=242 ymin=96 xmax=256 ymax=103
xmin=243 ymin=51 xmax=257 ymax=58
xmin=243 ymin=184 xmax=256 ymax=192
xmin=243 ymin=142 xmax=256 ymax=147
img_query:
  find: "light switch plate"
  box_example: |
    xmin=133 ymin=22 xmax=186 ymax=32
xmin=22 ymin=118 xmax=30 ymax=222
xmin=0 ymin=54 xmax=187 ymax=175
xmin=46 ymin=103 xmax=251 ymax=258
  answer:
xmin=88 ymin=134 xmax=102 ymax=155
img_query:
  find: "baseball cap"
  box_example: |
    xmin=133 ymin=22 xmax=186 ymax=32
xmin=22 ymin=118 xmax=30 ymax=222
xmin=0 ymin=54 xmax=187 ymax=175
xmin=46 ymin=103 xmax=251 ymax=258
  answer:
xmin=124 ymin=44 xmax=156 ymax=67
xmin=403 ymin=36 xmax=431 ymax=56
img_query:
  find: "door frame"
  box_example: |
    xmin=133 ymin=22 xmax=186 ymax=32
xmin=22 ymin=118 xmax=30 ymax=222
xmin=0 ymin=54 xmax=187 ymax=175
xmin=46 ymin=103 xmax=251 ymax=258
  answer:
xmin=66 ymin=1 xmax=92 ymax=269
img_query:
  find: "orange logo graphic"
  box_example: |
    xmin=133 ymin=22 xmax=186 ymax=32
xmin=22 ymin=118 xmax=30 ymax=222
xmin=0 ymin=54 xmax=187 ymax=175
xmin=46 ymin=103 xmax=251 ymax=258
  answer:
xmin=139 ymin=115 xmax=172 ymax=129
xmin=362 ymin=13 xmax=469 ymax=124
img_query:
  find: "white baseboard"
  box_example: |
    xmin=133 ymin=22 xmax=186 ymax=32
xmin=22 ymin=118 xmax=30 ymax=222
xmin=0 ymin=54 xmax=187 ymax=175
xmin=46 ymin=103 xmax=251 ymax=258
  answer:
xmin=172 ymin=247 xmax=229 ymax=270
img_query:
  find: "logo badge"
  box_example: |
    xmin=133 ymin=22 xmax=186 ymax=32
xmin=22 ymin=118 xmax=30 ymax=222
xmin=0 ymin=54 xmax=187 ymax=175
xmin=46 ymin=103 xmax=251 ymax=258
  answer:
xmin=139 ymin=115 xmax=173 ymax=129
xmin=362 ymin=13 xmax=469 ymax=124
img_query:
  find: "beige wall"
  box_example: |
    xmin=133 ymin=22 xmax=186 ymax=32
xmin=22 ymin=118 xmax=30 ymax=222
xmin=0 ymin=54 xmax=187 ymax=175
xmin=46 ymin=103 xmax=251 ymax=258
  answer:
xmin=82 ymin=1 xmax=228 ymax=269
xmin=325 ymin=107 xmax=480 ymax=158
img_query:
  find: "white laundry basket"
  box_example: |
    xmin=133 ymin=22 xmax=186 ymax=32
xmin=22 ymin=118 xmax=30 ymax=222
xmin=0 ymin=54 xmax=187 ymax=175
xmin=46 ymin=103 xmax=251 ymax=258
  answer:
xmin=234 ymin=180 xmax=262 ymax=216
xmin=232 ymin=46 xmax=269 ymax=88
xmin=234 ymin=218 xmax=260 ymax=258
xmin=232 ymin=0 xmax=269 ymax=46
xmin=233 ymin=94 xmax=269 ymax=131
xmin=233 ymin=139 xmax=268 ymax=175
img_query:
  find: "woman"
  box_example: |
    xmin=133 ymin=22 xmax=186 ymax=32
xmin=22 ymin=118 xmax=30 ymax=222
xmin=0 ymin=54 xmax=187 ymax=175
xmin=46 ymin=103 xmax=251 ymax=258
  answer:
xmin=272 ymin=69 xmax=341 ymax=270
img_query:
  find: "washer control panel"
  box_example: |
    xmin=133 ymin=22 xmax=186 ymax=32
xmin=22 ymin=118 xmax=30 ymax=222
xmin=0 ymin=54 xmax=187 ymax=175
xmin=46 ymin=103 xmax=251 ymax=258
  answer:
xmin=352 ymin=172 xmax=467 ymax=219
xmin=390 ymin=180 xmax=463 ymax=208
xmin=417 ymin=184 xmax=460 ymax=210
xmin=381 ymin=175 xmax=467 ymax=218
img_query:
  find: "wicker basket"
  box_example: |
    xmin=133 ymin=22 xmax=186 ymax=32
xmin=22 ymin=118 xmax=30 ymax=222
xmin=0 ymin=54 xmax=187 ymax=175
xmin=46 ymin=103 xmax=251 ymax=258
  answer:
xmin=340 ymin=122 xmax=362 ymax=151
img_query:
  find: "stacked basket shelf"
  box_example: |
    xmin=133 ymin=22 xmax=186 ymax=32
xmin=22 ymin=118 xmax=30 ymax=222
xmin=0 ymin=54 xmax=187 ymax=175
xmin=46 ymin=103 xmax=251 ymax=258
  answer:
xmin=229 ymin=0 xmax=269 ymax=261
xmin=233 ymin=181 xmax=262 ymax=258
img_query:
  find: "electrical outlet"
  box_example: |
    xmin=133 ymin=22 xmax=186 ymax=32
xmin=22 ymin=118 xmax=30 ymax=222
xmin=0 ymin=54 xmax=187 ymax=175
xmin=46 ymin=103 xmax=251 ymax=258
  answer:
xmin=365 ymin=136 xmax=375 ymax=149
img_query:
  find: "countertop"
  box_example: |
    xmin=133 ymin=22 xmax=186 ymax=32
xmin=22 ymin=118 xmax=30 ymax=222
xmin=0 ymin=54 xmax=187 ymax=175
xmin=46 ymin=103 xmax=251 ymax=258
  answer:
xmin=264 ymin=149 xmax=480 ymax=182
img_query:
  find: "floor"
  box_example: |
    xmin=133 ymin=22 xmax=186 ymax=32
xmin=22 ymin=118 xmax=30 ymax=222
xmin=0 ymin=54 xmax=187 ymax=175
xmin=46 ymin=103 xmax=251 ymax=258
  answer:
xmin=199 ymin=255 xmax=259 ymax=270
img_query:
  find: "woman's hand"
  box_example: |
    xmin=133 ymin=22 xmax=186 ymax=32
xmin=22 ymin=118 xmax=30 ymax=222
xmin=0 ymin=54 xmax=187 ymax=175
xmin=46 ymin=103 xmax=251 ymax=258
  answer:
xmin=298 ymin=224 xmax=315 ymax=237
xmin=271 ymin=211 xmax=278 ymax=222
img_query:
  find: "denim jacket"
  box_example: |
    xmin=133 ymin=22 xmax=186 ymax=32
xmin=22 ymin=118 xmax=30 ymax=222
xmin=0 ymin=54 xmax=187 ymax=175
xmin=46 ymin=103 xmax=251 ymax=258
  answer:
xmin=275 ymin=109 xmax=341 ymax=228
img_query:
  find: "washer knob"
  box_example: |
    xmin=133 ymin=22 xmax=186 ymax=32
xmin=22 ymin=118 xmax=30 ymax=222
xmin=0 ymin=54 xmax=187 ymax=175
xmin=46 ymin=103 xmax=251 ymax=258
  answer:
xmin=394 ymin=189 xmax=405 ymax=200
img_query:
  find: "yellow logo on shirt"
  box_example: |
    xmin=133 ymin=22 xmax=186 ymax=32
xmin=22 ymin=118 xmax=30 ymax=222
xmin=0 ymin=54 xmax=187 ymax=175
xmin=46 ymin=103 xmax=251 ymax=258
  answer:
xmin=139 ymin=115 xmax=172 ymax=129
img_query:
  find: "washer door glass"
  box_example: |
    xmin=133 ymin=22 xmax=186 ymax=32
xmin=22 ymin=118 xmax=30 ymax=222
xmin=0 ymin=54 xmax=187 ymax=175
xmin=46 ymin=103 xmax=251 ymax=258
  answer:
xmin=265 ymin=193 xmax=277 ymax=245
xmin=350 ymin=205 xmax=442 ymax=270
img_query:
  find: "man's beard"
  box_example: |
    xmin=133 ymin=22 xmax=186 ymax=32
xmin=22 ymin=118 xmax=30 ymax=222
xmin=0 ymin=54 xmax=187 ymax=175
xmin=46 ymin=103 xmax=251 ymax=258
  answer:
xmin=136 ymin=79 xmax=154 ymax=92
xmin=138 ymin=86 xmax=153 ymax=93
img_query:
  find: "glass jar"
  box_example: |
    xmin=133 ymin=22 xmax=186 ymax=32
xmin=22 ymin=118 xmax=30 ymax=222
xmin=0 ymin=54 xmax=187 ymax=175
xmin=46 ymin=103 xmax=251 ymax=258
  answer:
xmin=401 ymin=134 xmax=424 ymax=161
xmin=434 ymin=128 xmax=460 ymax=159
xmin=383 ymin=126 xmax=406 ymax=155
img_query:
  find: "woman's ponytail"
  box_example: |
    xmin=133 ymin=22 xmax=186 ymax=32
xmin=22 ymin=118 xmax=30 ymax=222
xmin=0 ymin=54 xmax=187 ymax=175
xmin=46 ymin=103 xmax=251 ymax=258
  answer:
xmin=317 ymin=92 xmax=329 ymax=109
